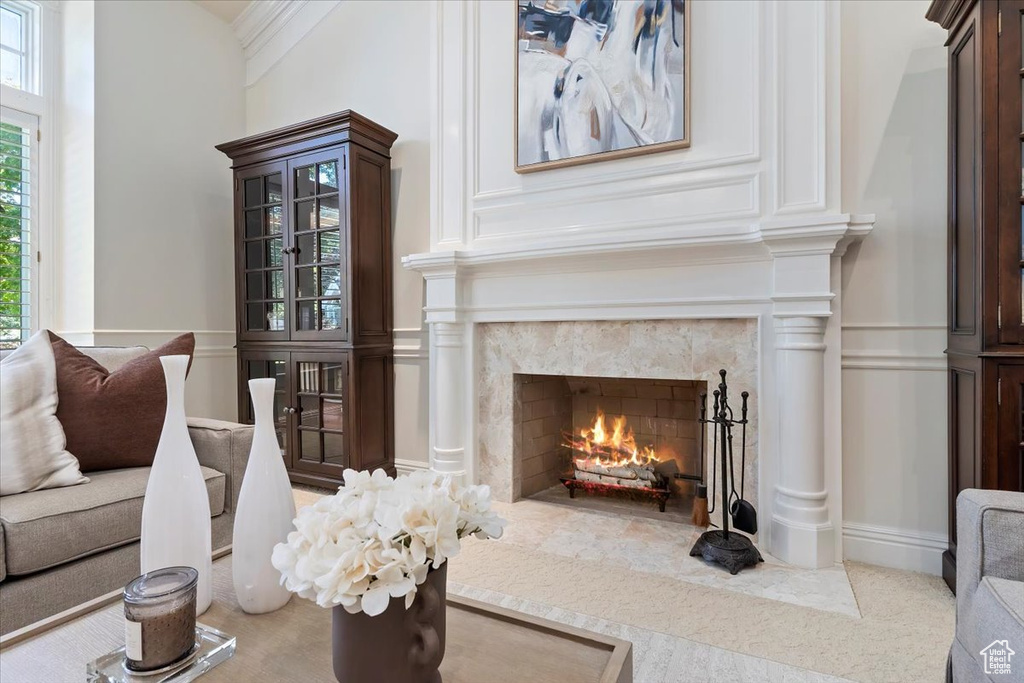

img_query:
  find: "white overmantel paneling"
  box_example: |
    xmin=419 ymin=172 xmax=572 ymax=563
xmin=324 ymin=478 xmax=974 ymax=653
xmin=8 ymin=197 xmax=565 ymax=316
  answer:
xmin=403 ymin=0 xmax=873 ymax=570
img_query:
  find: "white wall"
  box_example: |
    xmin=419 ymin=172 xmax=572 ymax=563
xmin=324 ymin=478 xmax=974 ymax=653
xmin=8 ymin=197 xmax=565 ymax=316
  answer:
xmin=62 ymin=0 xmax=951 ymax=570
xmin=86 ymin=0 xmax=245 ymax=419
xmin=58 ymin=1 xmax=95 ymax=340
xmin=245 ymin=0 xmax=432 ymax=471
xmin=839 ymin=0 xmax=949 ymax=573
xmin=244 ymin=2 xmax=954 ymax=571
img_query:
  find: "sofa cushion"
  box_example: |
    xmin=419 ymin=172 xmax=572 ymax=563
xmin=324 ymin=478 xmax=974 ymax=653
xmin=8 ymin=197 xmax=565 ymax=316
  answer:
xmin=962 ymin=575 xmax=1024 ymax=668
xmin=0 ymin=330 xmax=88 ymax=495
xmin=49 ymin=332 xmax=196 ymax=472
xmin=0 ymin=466 xmax=224 ymax=577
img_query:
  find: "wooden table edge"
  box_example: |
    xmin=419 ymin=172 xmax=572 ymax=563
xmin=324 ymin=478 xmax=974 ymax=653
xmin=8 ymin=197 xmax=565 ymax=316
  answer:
xmin=447 ymin=595 xmax=633 ymax=682
xmin=3 ymin=546 xmax=633 ymax=683
xmin=0 ymin=545 xmax=235 ymax=651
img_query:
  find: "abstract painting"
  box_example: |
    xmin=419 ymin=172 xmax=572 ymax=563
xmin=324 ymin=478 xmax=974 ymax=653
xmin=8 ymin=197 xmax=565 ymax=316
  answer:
xmin=516 ymin=0 xmax=689 ymax=173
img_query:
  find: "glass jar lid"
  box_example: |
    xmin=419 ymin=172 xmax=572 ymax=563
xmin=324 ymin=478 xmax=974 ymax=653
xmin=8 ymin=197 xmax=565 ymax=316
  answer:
xmin=124 ymin=567 xmax=198 ymax=605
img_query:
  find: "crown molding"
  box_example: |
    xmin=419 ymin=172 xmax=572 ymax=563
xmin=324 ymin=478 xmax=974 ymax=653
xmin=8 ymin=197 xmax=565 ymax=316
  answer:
xmin=232 ymin=0 xmax=340 ymax=86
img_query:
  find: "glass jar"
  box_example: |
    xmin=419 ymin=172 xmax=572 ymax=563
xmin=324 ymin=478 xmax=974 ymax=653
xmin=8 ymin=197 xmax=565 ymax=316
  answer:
xmin=123 ymin=566 xmax=198 ymax=672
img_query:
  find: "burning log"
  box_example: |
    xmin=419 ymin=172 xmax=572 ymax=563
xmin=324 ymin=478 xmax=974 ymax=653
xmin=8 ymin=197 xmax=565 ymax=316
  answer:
xmin=575 ymin=471 xmax=658 ymax=489
xmin=562 ymin=434 xmax=650 ymax=463
xmin=574 ymin=460 xmax=659 ymax=483
xmin=560 ymin=408 xmax=670 ymax=510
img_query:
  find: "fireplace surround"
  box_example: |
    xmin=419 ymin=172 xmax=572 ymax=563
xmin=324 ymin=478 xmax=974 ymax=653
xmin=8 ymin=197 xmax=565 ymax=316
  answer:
xmin=404 ymin=220 xmax=871 ymax=570
xmin=403 ymin=0 xmax=873 ymax=569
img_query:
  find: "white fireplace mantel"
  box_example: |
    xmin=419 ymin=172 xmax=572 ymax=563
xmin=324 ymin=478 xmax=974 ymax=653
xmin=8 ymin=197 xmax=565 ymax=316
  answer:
xmin=402 ymin=0 xmax=873 ymax=569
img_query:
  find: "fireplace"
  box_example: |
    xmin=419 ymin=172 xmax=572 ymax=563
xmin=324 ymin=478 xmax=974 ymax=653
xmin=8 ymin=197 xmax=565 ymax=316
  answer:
xmin=514 ymin=372 xmax=709 ymax=519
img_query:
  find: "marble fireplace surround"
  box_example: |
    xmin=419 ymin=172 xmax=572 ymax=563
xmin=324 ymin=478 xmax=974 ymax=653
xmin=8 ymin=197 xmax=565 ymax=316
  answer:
xmin=479 ymin=320 xmax=759 ymax=511
xmin=404 ymin=213 xmax=873 ymax=570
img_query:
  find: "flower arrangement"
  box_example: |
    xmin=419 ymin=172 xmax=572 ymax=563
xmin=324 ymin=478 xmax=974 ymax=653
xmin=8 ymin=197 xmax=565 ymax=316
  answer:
xmin=271 ymin=469 xmax=505 ymax=617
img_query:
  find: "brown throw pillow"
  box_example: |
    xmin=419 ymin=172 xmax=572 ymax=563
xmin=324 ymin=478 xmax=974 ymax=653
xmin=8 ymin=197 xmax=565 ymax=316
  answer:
xmin=49 ymin=331 xmax=196 ymax=472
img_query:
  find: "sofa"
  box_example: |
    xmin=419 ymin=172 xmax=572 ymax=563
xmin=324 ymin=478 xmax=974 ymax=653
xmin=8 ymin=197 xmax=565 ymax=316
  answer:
xmin=947 ymin=489 xmax=1024 ymax=683
xmin=0 ymin=346 xmax=253 ymax=635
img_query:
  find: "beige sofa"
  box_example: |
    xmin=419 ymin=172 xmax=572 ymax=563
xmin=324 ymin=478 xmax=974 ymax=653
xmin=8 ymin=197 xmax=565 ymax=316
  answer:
xmin=0 ymin=346 xmax=253 ymax=635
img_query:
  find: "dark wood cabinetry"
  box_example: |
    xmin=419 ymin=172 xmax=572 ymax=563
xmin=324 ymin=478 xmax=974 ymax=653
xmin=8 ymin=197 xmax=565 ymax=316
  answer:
xmin=927 ymin=0 xmax=1024 ymax=592
xmin=217 ymin=112 xmax=397 ymax=487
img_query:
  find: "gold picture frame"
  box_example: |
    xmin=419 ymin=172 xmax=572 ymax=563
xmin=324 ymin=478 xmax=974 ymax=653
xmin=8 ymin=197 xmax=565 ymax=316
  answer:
xmin=515 ymin=0 xmax=691 ymax=174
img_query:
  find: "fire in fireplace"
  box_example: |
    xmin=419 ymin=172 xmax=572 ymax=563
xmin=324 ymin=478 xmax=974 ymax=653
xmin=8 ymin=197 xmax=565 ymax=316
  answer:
xmin=513 ymin=374 xmax=705 ymax=518
xmin=561 ymin=411 xmax=671 ymax=510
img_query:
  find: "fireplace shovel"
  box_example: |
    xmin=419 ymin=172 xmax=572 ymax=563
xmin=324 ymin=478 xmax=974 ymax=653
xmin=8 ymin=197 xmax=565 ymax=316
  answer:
xmin=729 ymin=391 xmax=757 ymax=535
xmin=730 ymin=498 xmax=757 ymax=535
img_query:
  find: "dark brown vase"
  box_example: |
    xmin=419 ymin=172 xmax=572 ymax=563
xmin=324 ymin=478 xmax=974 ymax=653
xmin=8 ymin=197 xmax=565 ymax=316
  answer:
xmin=332 ymin=562 xmax=447 ymax=683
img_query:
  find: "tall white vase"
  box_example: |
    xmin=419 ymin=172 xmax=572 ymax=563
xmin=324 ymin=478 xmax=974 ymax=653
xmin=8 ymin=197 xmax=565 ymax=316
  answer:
xmin=232 ymin=378 xmax=295 ymax=614
xmin=141 ymin=355 xmax=213 ymax=614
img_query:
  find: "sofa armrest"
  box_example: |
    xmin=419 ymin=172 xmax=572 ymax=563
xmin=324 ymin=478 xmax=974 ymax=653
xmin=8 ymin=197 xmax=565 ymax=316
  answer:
xmin=187 ymin=417 xmax=254 ymax=515
xmin=956 ymin=489 xmax=1024 ymax=602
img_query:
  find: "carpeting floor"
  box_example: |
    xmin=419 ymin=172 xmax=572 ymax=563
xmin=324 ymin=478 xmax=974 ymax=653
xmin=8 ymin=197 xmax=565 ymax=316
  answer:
xmin=291 ymin=488 xmax=954 ymax=683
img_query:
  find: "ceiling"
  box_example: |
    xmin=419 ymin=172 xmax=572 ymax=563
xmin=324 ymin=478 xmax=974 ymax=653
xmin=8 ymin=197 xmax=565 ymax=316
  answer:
xmin=193 ymin=0 xmax=251 ymax=25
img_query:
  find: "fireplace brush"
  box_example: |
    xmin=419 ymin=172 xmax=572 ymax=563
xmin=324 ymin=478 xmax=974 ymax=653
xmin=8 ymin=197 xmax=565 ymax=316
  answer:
xmin=691 ymin=392 xmax=710 ymax=528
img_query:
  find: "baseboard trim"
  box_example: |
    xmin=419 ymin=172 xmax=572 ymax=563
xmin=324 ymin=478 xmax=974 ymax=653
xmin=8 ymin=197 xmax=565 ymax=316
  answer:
xmin=842 ymin=522 xmax=947 ymax=575
xmin=395 ymin=458 xmax=430 ymax=475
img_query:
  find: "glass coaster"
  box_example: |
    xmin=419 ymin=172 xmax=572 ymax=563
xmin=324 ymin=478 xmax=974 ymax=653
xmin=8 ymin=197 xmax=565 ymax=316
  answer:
xmin=86 ymin=624 xmax=235 ymax=682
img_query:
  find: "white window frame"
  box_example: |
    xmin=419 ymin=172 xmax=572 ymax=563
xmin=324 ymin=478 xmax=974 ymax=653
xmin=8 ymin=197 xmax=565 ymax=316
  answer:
xmin=0 ymin=0 xmax=58 ymax=335
xmin=1 ymin=0 xmax=38 ymax=94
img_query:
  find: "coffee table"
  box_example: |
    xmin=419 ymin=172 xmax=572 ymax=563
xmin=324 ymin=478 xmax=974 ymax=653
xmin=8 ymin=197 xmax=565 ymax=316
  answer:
xmin=0 ymin=552 xmax=632 ymax=683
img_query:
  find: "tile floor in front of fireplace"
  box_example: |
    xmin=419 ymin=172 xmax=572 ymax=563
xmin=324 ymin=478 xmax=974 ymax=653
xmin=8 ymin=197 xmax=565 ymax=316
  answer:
xmin=499 ymin=490 xmax=861 ymax=619
xmin=447 ymin=581 xmax=854 ymax=683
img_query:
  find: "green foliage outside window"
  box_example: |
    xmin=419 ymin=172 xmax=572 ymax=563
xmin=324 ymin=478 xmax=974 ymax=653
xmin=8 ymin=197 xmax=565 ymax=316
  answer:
xmin=0 ymin=121 xmax=28 ymax=349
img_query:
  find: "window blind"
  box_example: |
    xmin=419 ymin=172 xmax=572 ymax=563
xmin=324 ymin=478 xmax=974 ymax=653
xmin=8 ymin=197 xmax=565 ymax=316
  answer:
xmin=0 ymin=106 xmax=34 ymax=349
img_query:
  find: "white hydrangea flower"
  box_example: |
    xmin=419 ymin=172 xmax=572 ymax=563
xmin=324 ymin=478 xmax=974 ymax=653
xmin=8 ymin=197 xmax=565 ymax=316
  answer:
xmin=271 ymin=468 xmax=506 ymax=616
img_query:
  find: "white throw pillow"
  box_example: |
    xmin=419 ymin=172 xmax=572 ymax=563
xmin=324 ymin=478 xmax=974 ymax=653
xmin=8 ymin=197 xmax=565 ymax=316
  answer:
xmin=0 ymin=330 xmax=89 ymax=495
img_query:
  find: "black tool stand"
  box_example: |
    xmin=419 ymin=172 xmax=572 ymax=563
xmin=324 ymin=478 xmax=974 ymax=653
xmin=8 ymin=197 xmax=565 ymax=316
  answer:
xmin=689 ymin=370 xmax=763 ymax=574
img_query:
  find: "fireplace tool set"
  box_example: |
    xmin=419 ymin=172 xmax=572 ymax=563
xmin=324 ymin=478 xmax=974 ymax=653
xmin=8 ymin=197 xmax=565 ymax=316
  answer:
xmin=688 ymin=369 xmax=763 ymax=574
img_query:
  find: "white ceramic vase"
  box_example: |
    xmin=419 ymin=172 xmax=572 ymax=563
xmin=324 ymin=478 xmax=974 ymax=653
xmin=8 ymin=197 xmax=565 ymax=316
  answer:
xmin=140 ymin=355 xmax=213 ymax=614
xmin=232 ymin=378 xmax=295 ymax=614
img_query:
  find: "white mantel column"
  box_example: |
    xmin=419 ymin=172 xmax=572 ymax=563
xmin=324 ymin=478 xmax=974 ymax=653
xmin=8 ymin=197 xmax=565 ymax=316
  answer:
xmin=402 ymin=253 xmax=470 ymax=483
xmin=430 ymin=321 xmax=467 ymax=481
xmin=771 ymin=315 xmax=834 ymax=568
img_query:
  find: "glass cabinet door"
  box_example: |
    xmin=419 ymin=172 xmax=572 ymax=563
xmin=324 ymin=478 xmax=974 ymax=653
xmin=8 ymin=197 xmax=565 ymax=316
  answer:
xmin=290 ymin=352 xmax=349 ymax=478
xmin=239 ymin=165 xmax=289 ymax=340
xmin=238 ymin=352 xmax=289 ymax=461
xmin=288 ymin=150 xmax=348 ymax=341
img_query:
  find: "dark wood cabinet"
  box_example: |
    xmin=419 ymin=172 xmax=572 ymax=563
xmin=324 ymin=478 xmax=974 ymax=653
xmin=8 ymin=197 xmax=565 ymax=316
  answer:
xmin=928 ymin=0 xmax=1024 ymax=592
xmin=218 ymin=112 xmax=397 ymax=487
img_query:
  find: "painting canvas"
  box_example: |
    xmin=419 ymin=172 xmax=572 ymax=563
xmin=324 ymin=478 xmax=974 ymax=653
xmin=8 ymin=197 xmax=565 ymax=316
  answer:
xmin=516 ymin=0 xmax=689 ymax=173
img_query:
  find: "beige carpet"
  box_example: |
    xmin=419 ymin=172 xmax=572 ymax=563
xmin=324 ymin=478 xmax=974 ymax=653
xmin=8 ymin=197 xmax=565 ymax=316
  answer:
xmin=291 ymin=489 xmax=954 ymax=682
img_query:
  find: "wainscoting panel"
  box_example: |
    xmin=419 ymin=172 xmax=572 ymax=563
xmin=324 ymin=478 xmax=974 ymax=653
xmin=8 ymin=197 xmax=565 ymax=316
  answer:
xmin=840 ymin=323 xmax=948 ymax=574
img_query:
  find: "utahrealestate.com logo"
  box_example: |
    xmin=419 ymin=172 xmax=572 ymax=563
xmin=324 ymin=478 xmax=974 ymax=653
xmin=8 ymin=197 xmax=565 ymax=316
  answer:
xmin=980 ymin=640 xmax=1016 ymax=676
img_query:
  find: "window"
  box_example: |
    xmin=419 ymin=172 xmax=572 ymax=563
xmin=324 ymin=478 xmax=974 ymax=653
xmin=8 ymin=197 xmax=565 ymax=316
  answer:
xmin=0 ymin=0 xmax=48 ymax=348
xmin=0 ymin=1 xmax=35 ymax=93
xmin=0 ymin=107 xmax=34 ymax=348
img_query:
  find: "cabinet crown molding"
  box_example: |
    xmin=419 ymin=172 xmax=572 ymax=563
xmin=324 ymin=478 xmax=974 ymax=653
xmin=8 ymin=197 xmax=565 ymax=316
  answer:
xmin=925 ymin=0 xmax=974 ymax=30
xmin=216 ymin=110 xmax=398 ymax=168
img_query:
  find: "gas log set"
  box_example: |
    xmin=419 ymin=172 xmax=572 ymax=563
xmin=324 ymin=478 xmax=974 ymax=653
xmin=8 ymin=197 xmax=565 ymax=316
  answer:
xmin=559 ymin=411 xmax=673 ymax=512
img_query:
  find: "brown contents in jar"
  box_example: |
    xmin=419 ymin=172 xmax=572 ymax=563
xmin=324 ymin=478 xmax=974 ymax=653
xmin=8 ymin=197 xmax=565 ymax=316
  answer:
xmin=126 ymin=598 xmax=196 ymax=671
